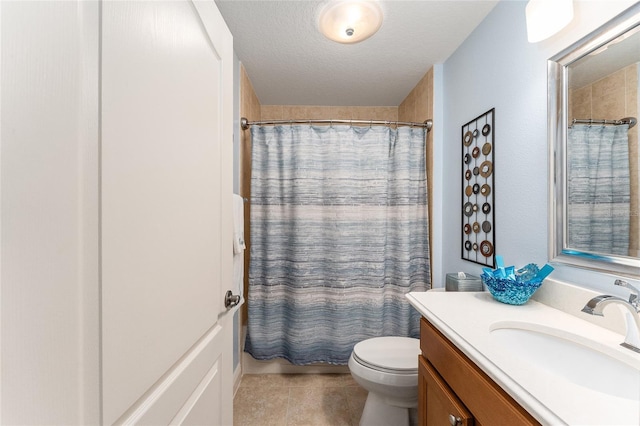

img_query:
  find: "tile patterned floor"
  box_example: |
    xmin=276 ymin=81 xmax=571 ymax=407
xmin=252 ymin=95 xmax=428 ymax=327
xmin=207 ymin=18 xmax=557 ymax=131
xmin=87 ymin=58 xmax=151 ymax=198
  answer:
xmin=233 ymin=373 xmax=368 ymax=426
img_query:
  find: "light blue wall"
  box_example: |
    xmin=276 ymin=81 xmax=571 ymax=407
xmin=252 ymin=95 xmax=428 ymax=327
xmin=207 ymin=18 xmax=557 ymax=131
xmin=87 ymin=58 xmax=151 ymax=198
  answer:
xmin=439 ymin=0 xmax=638 ymax=292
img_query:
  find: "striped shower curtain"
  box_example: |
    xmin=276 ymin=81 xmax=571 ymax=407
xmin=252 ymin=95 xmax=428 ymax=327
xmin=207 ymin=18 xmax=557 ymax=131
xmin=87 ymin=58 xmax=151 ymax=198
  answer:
xmin=245 ymin=124 xmax=430 ymax=365
xmin=567 ymin=124 xmax=630 ymax=255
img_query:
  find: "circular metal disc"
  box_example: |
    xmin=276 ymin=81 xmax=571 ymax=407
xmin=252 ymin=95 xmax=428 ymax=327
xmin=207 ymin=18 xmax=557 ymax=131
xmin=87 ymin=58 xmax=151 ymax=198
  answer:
xmin=463 ymin=131 xmax=473 ymax=146
xmin=480 ymin=161 xmax=493 ymax=178
xmin=482 ymin=202 xmax=491 ymax=214
xmin=473 ymin=183 xmax=480 ymax=194
xmin=480 ymin=240 xmax=494 ymax=257
xmin=465 ymin=170 xmax=472 ymax=181
xmin=465 ymin=241 xmax=472 ymax=251
xmin=482 ymin=142 xmax=492 ymax=156
xmin=482 ymin=124 xmax=491 ymax=136
xmin=482 ymin=221 xmax=492 ymax=233
xmin=480 ymin=184 xmax=491 ymax=197
xmin=464 ymin=224 xmax=471 ymax=234
xmin=472 ymin=147 xmax=480 ymax=158
xmin=464 ymin=153 xmax=472 ymax=164
xmin=463 ymin=202 xmax=474 ymax=217
xmin=465 ymin=185 xmax=473 ymax=197
xmin=472 ymin=222 xmax=480 ymax=233
xmin=473 ymin=167 xmax=480 ymax=176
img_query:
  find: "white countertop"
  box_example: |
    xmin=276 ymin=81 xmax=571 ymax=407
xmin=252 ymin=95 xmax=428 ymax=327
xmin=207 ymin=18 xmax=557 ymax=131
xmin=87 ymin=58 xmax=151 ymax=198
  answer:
xmin=407 ymin=290 xmax=640 ymax=425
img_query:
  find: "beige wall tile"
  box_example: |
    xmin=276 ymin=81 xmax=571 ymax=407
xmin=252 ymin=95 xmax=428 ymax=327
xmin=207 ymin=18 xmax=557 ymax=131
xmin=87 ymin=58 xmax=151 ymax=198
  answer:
xmin=399 ymin=68 xmax=433 ymax=124
xmin=281 ymin=105 xmax=315 ymax=120
xmin=425 ymin=68 xmax=434 ymax=119
xmin=260 ymin=105 xmax=284 ymax=120
xmin=626 ymin=63 xmax=638 ymax=86
xmin=592 ymin=68 xmax=625 ymax=100
xmin=397 ymin=67 xmax=433 ymax=289
xmin=330 ymin=107 xmax=355 ymax=120
xmin=625 ymin=64 xmax=637 ymax=117
xmin=367 ymin=106 xmax=398 ymax=121
xmin=569 ymin=86 xmax=592 ymax=122
xmin=592 ymin=91 xmax=625 ymax=119
xmin=259 ymin=105 xmax=398 ymax=122
xmin=239 ymin=64 xmax=261 ymax=325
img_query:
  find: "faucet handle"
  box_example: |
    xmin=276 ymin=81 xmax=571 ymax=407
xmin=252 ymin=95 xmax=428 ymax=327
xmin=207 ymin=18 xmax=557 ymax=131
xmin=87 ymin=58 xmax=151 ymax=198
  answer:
xmin=615 ymin=279 xmax=639 ymax=306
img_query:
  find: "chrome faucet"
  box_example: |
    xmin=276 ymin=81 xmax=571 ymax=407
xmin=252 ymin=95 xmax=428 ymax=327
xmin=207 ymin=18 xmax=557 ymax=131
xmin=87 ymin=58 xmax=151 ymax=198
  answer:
xmin=582 ymin=279 xmax=640 ymax=354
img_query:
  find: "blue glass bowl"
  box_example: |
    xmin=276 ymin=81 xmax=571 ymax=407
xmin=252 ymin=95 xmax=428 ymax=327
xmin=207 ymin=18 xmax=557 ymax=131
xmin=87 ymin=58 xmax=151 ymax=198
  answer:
xmin=481 ymin=264 xmax=544 ymax=305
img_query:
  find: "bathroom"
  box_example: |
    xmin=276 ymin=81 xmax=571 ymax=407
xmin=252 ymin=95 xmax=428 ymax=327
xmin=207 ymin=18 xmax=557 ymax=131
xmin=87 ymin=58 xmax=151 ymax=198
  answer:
xmin=1 ymin=0 xmax=639 ymax=424
xmin=222 ymin=0 xmax=640 ymax=424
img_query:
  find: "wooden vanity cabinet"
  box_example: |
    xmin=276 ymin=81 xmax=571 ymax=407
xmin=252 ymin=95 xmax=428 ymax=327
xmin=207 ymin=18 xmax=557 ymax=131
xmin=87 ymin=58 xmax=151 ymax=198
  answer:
xmin=419 ymin=356 xmax=474 ymax=426
xmin=419 ymin=318 xmax=540 ymax=426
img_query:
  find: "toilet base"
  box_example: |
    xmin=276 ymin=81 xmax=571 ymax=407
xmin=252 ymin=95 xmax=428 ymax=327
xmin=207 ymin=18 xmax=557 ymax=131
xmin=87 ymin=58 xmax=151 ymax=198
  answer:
xmin=359 ymin=391 xmax=410 ymax=426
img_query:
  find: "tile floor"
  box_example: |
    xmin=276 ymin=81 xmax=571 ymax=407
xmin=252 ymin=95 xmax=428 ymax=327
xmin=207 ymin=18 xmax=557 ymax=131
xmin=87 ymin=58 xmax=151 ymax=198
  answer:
xmin=233 ymin=373 xmax=368 ymax=426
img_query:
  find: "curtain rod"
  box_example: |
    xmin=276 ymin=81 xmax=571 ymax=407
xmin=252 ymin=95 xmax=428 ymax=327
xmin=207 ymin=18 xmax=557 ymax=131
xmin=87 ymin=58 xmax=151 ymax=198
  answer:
xmin=240 ymin=117 xmax=433 ymax=132
xmin=570 ymin=116 xmax=637 ymax=129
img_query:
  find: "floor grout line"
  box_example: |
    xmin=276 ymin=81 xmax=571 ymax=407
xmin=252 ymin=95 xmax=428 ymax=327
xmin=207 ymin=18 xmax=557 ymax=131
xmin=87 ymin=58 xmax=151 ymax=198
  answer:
xmin=284 ymin=385 xmax=291 ymax=426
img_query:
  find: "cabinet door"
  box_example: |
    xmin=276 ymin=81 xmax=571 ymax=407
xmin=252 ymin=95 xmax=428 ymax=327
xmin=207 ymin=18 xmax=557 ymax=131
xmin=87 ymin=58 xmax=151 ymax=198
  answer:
xmin=419 ymin=356 xmax=474 ymax=426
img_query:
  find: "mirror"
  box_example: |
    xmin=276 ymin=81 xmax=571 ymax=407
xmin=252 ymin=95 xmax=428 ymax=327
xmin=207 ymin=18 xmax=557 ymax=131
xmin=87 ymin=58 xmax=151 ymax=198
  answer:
xmin=549 ymin=3 xmax=640 ymax=278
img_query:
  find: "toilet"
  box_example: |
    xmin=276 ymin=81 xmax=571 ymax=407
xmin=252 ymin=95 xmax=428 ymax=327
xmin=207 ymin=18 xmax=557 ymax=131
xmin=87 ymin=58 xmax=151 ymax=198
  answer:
xmin=348 ymin=336 xmax=421 ymax=426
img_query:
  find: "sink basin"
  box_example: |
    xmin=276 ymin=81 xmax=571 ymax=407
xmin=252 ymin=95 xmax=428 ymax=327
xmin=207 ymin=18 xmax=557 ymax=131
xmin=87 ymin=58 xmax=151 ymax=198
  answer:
xmin=490 ymin=321 xmax=640 ymax=400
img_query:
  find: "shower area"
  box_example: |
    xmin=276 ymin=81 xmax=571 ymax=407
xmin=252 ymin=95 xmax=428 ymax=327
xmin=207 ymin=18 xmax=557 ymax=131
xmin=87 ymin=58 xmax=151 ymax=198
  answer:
xmin=567 ymin=61 xmax=640 ymax=258
xmin=238 ymin=65 xmax=435 ymax=373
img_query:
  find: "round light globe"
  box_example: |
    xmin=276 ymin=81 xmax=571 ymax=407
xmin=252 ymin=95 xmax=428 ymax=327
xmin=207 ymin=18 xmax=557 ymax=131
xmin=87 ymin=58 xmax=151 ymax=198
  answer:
xmin=318 ymin=1 xmax=383 ymax=44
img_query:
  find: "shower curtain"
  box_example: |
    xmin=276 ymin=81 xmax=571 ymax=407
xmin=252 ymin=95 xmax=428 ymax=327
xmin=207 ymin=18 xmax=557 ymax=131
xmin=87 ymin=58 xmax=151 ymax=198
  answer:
xmin=245 ymin=124 xmax=430 ymax=365
xmin=567 ymin=124 xmax=630 ymax=255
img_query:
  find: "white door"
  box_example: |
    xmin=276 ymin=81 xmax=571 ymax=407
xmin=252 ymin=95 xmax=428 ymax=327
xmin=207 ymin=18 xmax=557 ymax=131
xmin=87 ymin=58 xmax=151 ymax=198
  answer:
xmin=101 ymin=1 xmax=234 ymax=424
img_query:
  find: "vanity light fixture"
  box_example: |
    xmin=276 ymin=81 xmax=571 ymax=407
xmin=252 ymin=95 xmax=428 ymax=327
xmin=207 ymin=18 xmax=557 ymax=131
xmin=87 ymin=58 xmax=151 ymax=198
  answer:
xmin=318 ymin=1 xmax=383 ymax=44
xmin=526 ymin=0 xmax=573 ymax=43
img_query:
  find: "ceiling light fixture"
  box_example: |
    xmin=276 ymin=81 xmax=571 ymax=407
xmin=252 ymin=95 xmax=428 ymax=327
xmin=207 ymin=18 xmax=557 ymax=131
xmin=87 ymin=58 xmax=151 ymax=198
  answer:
xmin=318 ymin=1 xmax=383 ymax=44
xmin=525 ymin=0 xmax=574 ymax=43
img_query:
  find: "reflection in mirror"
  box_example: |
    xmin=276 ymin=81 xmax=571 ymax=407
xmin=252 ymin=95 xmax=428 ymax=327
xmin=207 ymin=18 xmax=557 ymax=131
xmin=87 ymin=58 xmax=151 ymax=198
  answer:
xmin=568 ymin=26 xmax=639 ymax=258
xmin=549 ymin=3 xmax=640 ymax=278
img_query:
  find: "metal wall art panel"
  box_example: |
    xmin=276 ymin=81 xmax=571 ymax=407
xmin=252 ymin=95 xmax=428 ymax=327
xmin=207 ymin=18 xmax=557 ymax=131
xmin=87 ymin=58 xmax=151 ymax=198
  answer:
xmin=461 ymin=108 xmax=495 ymax=267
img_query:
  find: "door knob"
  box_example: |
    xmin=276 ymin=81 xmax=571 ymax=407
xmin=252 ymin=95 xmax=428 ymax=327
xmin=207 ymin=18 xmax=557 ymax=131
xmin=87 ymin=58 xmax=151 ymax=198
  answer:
xmin=449 ymin=414 xmax=462 ymax=426
xmin=225 ymin=290 xmax=241 ymax=308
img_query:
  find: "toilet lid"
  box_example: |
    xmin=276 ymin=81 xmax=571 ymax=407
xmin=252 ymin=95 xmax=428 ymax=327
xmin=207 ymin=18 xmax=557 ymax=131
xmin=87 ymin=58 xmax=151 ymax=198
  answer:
xmin=352 ymin=337 xmax=420 ymax=372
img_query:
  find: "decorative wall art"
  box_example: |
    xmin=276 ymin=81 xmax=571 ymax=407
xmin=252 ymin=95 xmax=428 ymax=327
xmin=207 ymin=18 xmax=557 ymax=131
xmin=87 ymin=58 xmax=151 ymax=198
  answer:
xmin=461 ymin=108 xmax=495 ymax=267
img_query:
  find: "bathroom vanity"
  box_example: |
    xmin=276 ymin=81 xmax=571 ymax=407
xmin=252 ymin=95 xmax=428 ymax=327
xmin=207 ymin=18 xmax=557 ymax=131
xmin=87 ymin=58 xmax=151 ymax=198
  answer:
xmin=407 ymin=291 xmax=640 ymax=426
xmin=419 ymin=317 xmax=538 ymax=425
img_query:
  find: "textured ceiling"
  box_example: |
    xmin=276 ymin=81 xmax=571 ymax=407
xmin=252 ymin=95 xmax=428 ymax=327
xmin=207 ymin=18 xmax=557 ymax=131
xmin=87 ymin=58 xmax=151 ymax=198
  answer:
xmin=215 ymin=0 xmax=499 ymax=106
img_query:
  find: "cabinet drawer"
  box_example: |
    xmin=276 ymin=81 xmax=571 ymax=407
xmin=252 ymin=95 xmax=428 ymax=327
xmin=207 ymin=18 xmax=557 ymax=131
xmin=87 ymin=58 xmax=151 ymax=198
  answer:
xmin=420 ymin=318 xmax=539 ymax=425
xmin=420 ymin=356 xmax=473 ymax=426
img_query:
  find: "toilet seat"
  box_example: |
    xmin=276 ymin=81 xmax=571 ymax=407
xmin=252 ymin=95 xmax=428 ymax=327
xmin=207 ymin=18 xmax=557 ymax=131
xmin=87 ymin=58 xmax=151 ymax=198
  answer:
xmin=352 ymin=336 xmax=420 ymax=374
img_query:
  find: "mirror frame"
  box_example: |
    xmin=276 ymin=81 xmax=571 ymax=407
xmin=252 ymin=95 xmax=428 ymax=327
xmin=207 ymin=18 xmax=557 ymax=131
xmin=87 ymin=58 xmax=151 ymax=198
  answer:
xmin=548 ymin=3 xmax=640 ymax=279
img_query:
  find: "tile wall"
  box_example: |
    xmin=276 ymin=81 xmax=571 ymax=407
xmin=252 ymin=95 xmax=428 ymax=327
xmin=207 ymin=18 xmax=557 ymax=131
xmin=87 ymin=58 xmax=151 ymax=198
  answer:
xmin=398 ymin=68 xmax=434 ymax=279
xmin=240 ymin=64 xmax=261 ymax=324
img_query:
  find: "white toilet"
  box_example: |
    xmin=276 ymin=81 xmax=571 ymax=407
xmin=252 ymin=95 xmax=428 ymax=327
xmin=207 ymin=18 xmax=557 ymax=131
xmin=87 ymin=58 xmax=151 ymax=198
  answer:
xmin=348 ymin=336 xmax=421 ymax=426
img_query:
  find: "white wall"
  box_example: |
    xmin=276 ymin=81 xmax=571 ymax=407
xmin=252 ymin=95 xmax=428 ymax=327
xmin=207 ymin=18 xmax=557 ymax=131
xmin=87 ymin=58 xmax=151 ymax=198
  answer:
xmin=439 ymin=0 xmax=638 ymax=292
xmin=1 ymin=2 xmax=100 ymax=424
